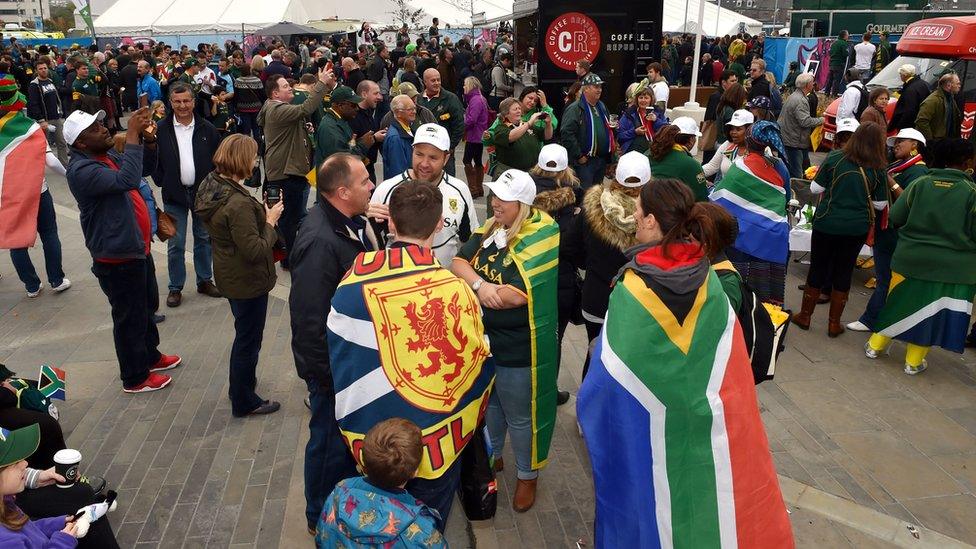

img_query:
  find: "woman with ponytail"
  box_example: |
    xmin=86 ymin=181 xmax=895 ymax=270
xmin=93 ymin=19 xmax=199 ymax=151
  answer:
xmin=577 ymin=178 xmax=793 ymax=549
xmin=648 ymin=118 xmax=709 ymax=201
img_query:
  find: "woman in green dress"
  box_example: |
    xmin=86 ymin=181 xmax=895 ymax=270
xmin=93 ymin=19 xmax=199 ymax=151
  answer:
xmin=489 ymin=97 xmax=554 ymax=176
xmin=866 ymin=138 xmax=976 ymax=375
xmin=647 ymin=117 xmax=709 ymax=201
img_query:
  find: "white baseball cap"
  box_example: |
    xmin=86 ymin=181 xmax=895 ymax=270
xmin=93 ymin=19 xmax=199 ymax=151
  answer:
xmin=413 ymin=123 xmax=450 ymax=152
xmin=64 ymin=109 xmax=106 ymax=146
xmin=672 ymin=116 xmax=702 ymax=137
xmin=484 ymin=169 xmax=537 ymax=205
xmin=727 ymin=109 xmax=755 ymax=127
xmin=886 ymin=127 xmax=926 ymax=147
xmin=615 ymin=151 xmax=652 ymax=188
xmin=836 ymin=118 xmax=859 ymax=135
xmin=537 ymin=143 xmax=568 ymax=172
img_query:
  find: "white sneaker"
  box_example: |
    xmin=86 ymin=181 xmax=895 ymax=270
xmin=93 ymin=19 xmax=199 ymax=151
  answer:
xmin=904 ymin=360 xmax=928 ymax=376
xmin=847 ymin=320 xmax=870 ymax=332
xmin=864 ymin=341 xmax=890 ymax=359
xmin=26 ymin=284 xmax=43 ymax=298
xmin=52 ymin=279 xmax=71 ymax=293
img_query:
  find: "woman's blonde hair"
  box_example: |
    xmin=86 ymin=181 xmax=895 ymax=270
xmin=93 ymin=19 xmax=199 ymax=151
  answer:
xmin=529 ymin=165 xmax=580 ymax=188
xmin=250 ymin=56 xmax=266 ymax=72
xmin=0 ymin=467 xmax=27 ymax=531
xmin=213 ymin=134 xmax=258 ymax=180
xmin=463 ymin=76 xmax=482 ymax=92
xmin=483 ymin=203 xmax=532 ymax=247
xmin=764 ymin=71 xmax=777 ymax=87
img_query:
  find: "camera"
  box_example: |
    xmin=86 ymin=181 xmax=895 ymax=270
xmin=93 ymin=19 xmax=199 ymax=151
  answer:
xmin=315 ymin=57 xmax=329 ymax=69
xmin=539 ymin=113 xmax=549 ymax=120
xmin=266 ymin=186 xmax=282 ymax=206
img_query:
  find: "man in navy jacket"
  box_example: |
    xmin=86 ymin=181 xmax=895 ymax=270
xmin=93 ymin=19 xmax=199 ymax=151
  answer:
xmin=65 ymin=107 xmax=182 ymax=393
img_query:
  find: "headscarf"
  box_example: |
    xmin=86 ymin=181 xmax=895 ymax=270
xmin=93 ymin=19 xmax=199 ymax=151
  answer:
xmin=0 ymin=77 xmax=26 ymax=113
xmin=747 ymin=120 xmax=787 ymax=161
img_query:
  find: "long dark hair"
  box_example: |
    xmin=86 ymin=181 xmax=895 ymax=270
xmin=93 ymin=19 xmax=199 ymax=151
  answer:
xmin=648 ymin=125 xmax=695 ymax=161
xmin=842 ymin=122 xmax=886 ymax=169
xmin=716 ymin=83 xmax=747 ymax=115
xmin=638 ymin=178 xmax=723 ymax=258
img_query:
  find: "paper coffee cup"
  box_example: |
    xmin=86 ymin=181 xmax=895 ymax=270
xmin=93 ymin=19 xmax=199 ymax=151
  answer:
xmin=53 ymin=449 xmax=81 ymax=488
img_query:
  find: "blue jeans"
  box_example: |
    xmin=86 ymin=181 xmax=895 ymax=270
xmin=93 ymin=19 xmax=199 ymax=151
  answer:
xmin=486 ymin=365 xmax=539 ymax=480
xmin=304 ymin=380 xmax=358 ymax=529
xmin=10 ymin=190 xmax=64 ymax=293
xmin=858 ymin=242 xmax=893 ymax=331
xmin=783 ymin=146 xmax=806 ymax=180
xmin=574 ymin=156 xmax=608 ymax=191
xmin=228 ymin=294 xmax=268 ymax=416
xmin=406 ymin=458 xmax=460 ymax=532
xmin=828 ymin=68 xmax=845 ymax=96
xmin=164 ymin=200 xmax=213 ymax=292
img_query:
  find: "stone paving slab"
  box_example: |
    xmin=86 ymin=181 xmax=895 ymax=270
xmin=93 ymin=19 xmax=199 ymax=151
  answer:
xmin=1 ymin=172 xmax=975 ymax=547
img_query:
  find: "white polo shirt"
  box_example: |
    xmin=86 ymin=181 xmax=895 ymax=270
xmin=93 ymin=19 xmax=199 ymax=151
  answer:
xmin=174 ymin=117 xmax=195 ymax=186
xmin=372 ymin=170 xmax=480 ymax=266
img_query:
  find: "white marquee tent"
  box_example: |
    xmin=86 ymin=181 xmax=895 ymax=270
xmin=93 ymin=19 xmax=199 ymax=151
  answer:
xmin=666 ymin=0 xmax=762 ymax=36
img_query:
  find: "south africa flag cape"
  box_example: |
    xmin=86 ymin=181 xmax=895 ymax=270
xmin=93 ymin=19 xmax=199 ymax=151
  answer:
xmin=710 ymin=154 xmax=790 ymax=264
xmin=0 ymin=106 xmax=48 ymax=249
xmin=473 ymin=208 xmax=560 ymax=468
xmin=327 ymin=244 xmax=494 ymax=479
xmin=578 ymin=244 xmax=793 ymax=549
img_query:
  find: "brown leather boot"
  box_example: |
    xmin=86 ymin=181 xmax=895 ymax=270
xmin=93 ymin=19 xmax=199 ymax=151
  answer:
xmin=827 ymin=290 xmax=849 ymax=338
xmin=512 ymin=478 xmax=537 ymax=513
xmin=791 ymin=286 xmax=820 ymax=330
xmin=469 ymin=166 xmax=485 ymax=198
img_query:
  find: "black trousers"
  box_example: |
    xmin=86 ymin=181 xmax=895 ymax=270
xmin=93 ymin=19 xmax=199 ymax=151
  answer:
xmin=17 ymin=484 xmax=120 ymax=549
xmin=581 ymin=319 xmax=603 ymax=381
xmin=267 ymin=175 xmax=308 ymax=269
xmin=0 ymin=407 xmax=65 ymax=469
xmin=805 ymin=230 xmax=867 ymax=293
xmin=92 ymin=255 xmax=161 ymax=388
xmin=228 ymin=294 xmax=268 ymax=416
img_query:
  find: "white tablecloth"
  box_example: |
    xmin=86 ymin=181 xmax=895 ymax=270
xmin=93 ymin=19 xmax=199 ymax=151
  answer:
xmin=789 ymin=227 xmax=873 ymax=256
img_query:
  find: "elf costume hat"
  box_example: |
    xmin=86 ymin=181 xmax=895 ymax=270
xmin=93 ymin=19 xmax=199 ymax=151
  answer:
xmin=0 ymin=424 xmax=40 ymax=467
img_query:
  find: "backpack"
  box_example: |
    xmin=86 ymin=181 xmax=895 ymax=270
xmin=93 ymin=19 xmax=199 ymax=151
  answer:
xmin=714 ymin=262 xmax=791 ymax=384
xmin=852 ymin=84 xmax=869 ymax=120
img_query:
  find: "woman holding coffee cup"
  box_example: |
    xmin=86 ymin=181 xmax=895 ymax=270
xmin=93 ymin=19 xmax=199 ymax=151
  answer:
xmin=0 ymin=423 xmax=80 ymax=547
xmin=195 ymin=135 xmax=283 ymax=417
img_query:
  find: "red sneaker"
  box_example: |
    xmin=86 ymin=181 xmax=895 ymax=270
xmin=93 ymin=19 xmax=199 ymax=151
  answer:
xmin=150 ymin=354 xmax=182 ymax=372
xmin=123 ymin=373 xmax=172 ymax=393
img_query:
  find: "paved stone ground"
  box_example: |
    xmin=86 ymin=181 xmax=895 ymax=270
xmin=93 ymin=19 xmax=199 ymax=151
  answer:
xmin=1 ymin=168 xmax=975 ymax=548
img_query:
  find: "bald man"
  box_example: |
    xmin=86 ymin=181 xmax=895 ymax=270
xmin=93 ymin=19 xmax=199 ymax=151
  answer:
xmin=341 ymin=57 xmax=365 ymax=94
xmin=416 ymin=68 xmax=464 ymax=177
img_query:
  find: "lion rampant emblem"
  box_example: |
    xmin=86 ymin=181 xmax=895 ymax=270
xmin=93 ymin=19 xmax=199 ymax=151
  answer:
xmin=403 ymin=293 xmax=469 ymax=382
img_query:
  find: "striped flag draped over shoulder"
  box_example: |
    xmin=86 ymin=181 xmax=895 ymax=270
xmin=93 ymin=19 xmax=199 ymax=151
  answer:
xmin=710 ymin=154 xmax=790 ymax=264
xmin=0 ymin=107 xmax=49 ymax=249
xmin=327 ymin=245 xmax=494 ymax=479
xmin=577 ymin=262 xmax=793 ymax=548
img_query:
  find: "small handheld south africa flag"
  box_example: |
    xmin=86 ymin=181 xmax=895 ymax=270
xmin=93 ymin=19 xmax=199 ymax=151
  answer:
xmin=37 ymin=365 xmax=66 ymax=401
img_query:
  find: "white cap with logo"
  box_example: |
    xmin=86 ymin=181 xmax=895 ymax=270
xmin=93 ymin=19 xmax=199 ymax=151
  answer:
xmin=727 ymin=109 xmax=755 ymax=127
xmin=484 ymin=169 xmax=537 ymax=205
xmin=64 ymin=109 xmax=106 ymax=146
xmin=615 ymin=151 xmax=652 ymax=188
xmin=672 ymin=116 xmax=703 ymax=137
xmin=537 ymin=143 xmax=569 ymax=172
xmin=413 ymin=123 xmax=451 ymax=152
xmin=836 ymin=118 xmax=860 ymax=135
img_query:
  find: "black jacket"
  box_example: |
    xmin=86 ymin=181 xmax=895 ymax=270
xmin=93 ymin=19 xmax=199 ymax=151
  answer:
xmin=66 ymin=144 xmax=157 ymax=260
xmin=152 ymin=115 xmax=222 ymax=208
xmin=889 ymin=76 xmax=931 ymax=132
xmin=344 ymin=68 xmax=365 ymax=93
xmin=119 ymin=63 xmax=139 ymax=110
xmin=26 ymin=78 xmax=63 ymax=121
xmin=563 ymin=185 xmax=638 ymax=323
xmin=289 ymin=199 xmax=379 ymax=389
xmin=365 ymin=56 xmax=389 ymax=89
xmin=748 ymin=75 xmax=771 ymax=101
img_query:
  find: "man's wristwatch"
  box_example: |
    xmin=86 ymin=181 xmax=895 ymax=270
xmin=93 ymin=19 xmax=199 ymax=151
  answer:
xmin=471 ymin=278 xmax=484 ymax=292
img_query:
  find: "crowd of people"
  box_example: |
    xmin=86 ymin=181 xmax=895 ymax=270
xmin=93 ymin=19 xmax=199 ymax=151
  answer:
xmin=2 ymin=19 xmax=976 ymax=549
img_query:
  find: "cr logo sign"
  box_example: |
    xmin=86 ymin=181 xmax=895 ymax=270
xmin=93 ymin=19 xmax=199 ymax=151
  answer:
xmin=545 ymin=12 xmax=601 ymax=71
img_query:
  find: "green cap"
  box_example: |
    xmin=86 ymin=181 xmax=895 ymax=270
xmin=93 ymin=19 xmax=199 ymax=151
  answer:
xmin=0 ymin=424 xmax=40 ymax=467
xmin=330 ymin=85 xmax=363 ymax=105
xmin=581 ymin=73 xmax=604 ymax=86
xmin=183 ymin=58 xmax=199 ymax=68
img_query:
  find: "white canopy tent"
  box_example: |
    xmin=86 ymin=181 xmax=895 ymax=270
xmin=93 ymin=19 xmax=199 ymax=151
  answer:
xmin=94 ymin=0 xmax=509 ymax=36
xmin=665 ymin=0 xmax=762 ymax=36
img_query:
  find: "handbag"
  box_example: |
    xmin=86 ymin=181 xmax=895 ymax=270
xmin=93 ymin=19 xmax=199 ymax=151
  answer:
xmin=456 ymin=424 xmax=498 ymax=521
xmin=155 ymin=208 xmax=177 ymax=241
xmin=859 ymin=167 xmax=877 ymax=246
xmin=700 ymin=119 xmax=718 ymax=152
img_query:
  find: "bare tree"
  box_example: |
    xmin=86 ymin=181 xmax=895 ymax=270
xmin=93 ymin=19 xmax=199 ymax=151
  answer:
xmin=389 ymin=0 xmax=427 ymax=29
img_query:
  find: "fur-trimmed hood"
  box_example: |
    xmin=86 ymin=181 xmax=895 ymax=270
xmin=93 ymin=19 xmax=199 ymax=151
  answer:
xmin=583 ymin=184 xmax=639 ymax=252
xmin=534 ymin=185 xmax=576 ymax=214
